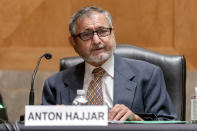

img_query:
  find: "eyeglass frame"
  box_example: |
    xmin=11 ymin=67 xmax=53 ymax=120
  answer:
xmin=72 ymin=28 xmax=112 ymax=41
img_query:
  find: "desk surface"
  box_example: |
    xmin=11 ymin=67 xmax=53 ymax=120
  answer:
xmin=1 ymin=123 xmax=197 ymax=131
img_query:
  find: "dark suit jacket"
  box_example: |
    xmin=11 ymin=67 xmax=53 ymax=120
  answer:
xmin=42 ymin=54 xmax=177 ymax=120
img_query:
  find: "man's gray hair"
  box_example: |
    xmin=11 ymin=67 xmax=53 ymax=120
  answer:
xmin=69 ymin=6 xmax=113 ymax=36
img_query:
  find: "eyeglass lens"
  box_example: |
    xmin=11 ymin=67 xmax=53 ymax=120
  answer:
xmin=77 ymin=28 xmax=112 ymax=41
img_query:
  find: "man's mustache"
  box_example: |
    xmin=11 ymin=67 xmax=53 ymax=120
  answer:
xmin=91 ymin=43 xmax=105 ymax=51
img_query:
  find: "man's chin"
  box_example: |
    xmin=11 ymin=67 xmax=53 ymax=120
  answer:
xmin=85 ymin=53 xmax=111 ymax=63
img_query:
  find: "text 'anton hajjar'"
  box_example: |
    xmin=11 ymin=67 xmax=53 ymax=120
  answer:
xmin=28 ymin=111 xmax=105 ymax=121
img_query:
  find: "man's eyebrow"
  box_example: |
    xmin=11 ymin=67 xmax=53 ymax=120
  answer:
xmin=97 ymin=26 xmax=109 ymax=29
xmin=80 ymin=26 xmax=108 ymax=33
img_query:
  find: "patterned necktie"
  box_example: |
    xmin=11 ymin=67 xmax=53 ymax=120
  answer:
xmin=87 ymin=67 xmax=105 ymax=105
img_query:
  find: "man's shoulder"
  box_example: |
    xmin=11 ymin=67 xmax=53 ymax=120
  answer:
xmin=115 ymin=54 xmax=164 ymax=83
xmin=47 ymin=62 xmax=85 ymax=81
xmin=115 ymin=54 xmax=159 ymax=70
xmin=114 ymin=54 xmax=163 ymax=79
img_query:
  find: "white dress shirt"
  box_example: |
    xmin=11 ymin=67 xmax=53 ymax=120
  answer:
xmin=83 ymin=55 xmax=114 ymax=109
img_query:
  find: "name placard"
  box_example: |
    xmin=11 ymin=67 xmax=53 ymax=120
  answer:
xmin=25 ymin=105 xmax=108 ymax=126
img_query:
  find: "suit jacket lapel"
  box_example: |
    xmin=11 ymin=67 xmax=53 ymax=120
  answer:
xmin=60 ymin=62 xmax=85 ymax=104
xmin=113 ymin=55 xmax=137 ymax=109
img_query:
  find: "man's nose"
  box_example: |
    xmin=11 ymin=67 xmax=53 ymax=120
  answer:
xmin=92 ymin=32 xmax=101 ymax=44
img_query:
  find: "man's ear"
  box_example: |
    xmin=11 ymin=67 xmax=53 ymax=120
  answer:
xmin=112 ymin=26 xmax=115 ymax=33
xmin=68 ymin=36 xmax=76 ymax=47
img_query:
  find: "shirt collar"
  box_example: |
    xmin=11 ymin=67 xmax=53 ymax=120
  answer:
xmin=85 ymin=55 xmax=114 ymax=78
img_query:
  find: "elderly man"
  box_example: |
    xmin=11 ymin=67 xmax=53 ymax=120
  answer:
xmin=42 ymin=6 xmax=176 ymax=121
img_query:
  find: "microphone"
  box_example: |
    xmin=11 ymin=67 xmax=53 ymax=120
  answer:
xmin=29 ymin=53 xmax=52 ymax=105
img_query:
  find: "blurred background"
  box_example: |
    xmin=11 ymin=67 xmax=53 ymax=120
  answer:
xmin=0 ymin=0 xmax=197 ymax=122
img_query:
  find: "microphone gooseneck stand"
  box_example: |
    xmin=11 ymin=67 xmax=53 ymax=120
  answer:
xmin=29 ymin=53 xmax=52 ymax=105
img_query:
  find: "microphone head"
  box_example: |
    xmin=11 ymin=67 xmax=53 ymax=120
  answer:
xmin=44 ymin=53 xmax=52 ymax=60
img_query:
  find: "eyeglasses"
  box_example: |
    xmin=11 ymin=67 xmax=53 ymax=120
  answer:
xmin=74 ymin=28 xmax=112 ymax=41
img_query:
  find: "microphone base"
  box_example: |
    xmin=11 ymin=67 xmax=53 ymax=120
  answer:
xmin=0 ymin=107 xmax=8 ymax=122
